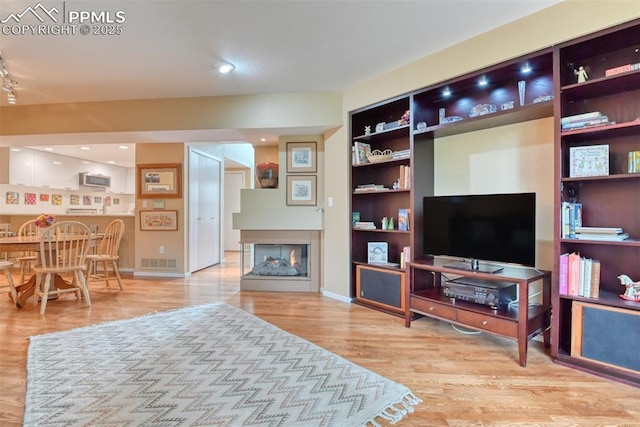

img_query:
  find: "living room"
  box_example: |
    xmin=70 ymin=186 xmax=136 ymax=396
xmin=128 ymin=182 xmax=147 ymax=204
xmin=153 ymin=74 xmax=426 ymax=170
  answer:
xmin=1 ymin=1 xmax=640 ymax=425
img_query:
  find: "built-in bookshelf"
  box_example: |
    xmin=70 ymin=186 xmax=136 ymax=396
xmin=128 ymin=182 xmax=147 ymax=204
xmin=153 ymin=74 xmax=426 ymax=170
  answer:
xmin=552 ymin=18 xmax=640 ymax=386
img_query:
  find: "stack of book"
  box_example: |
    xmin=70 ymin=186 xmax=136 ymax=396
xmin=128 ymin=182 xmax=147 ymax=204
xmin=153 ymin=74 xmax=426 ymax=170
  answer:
xmin=354 ymin=221 xmax=376 ymax=229
xmin=354 ymin=184 xmax=388 ymax=192
xmin=392 ymin=149 xmax=410 ymax=160
xmin=574 ymin=226 xmax=629 ymax=241
xmin=605 ymin=62 xmax=640 ymax=77
xmin=561 ymin=111 xmax=611 ymax=131
xmin=559 ymin=252 xmax=601 ymax=298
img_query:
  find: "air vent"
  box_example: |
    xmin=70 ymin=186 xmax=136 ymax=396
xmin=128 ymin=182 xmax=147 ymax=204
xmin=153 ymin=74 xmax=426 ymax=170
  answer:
xmin=140 ymin=258 xmax=177 ymax=269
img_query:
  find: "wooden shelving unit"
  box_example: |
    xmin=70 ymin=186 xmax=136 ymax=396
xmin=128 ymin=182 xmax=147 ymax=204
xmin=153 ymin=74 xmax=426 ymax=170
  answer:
xmin=552 ymin=18 xmax=640 ymax=386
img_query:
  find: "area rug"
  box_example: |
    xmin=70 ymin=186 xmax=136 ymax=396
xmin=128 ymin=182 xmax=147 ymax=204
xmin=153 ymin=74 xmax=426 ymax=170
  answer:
xmin=24 ymin=302 xmax=421 ymax=426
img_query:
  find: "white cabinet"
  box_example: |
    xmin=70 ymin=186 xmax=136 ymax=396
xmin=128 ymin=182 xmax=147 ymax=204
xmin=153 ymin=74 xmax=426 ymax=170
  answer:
xmin=9 ymin=148 xmax=134 ymax=193
xmin=9 ymin=149 xmax=35 ymax=185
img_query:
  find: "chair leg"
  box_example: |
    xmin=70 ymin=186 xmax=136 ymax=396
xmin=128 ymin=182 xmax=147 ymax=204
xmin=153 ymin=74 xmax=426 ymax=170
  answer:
xmin=3 ymin=267 xmax=17 ymax=304
xmin=39 ymin=273 xmax=52 ymax=315
xmin=102 ymin=260 xmax=109 ymax=287
xmin=76 ymin=270 xmax=91 ymax=307
xmin=112 ymin=260 xmax=124 ymax=290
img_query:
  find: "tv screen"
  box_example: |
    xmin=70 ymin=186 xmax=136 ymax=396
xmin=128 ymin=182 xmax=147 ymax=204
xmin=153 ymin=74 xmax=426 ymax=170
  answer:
xmin=423 ymin=193 xmax=536 ymax=269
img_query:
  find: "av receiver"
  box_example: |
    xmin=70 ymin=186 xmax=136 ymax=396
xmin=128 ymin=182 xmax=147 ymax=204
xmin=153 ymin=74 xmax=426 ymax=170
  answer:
xmin=441 ymin=277 xmax=516 ymax=309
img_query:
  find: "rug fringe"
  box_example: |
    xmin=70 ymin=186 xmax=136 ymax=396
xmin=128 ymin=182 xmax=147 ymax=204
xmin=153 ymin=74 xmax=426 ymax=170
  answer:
xmin=367 ymin=392 xmax=423 ymax=426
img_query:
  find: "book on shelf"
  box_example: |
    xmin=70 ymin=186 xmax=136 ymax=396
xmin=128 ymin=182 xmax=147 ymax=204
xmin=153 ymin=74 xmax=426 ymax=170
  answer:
xmin=367 ymin=241 xmax=388 ymax=264
xmin=561 ymin=252 xmax=601 ymax=298
xmin=569 ymin=144 xmax=609 ymax=177
xmin=561 ymin=202 xmax=582 ymax=238
xmin=628 ymin=151 xmax=640 ymax=173
xmin=354 ymin=184 xmax=388 ymax=192
xmin=397 ymin=165 xmax=411 ymax=189
xmin=574 ymin=232 xmax=629 ymax=241
xmin=604 ymin=63 xmax=640 ymax=77
xmin=352 ymin=212 xmax=360 ymax=227
xmin=393 ymin=149 xmax=410 ymax=159
xmin=561 ymin=116 xmax=610 ymax=131
xmin=574 ymin=226 xmax=623 ymax=234
xmin=559 ymin=253 xmax=569 ymax=295
xmin=371 ymin=261 xmax=400 ymax=268
xmin=560 ymin=111 xmax=605 ymax=125
xmin=354 ymin=221 xmax=376 ymax=229
xmin=397 ymin=208 xmax=410 ymax=231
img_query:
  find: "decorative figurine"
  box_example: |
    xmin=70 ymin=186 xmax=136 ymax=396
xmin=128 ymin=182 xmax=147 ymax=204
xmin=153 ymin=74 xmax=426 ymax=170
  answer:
xmin=618 ymin=274 xmax=640 ymax=301
xmin=574 ymin=66 xmax=589 ymax=83
xmin=387 ymin=217 xmax=394 ymax=230
xmin=364 ymin=125 xmax=371 ymax=135
xmin=381 ymin=216 xmax=388 ymax=230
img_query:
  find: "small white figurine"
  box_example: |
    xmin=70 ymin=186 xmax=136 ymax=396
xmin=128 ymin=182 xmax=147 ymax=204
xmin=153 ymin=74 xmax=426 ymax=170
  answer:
xmin=574 ymin=66 xmax=588 ymax=83
xmin=618 ymin=274 xmax=640 ymax=301
xmin=364 ymin=126 xmax=371 ymax=135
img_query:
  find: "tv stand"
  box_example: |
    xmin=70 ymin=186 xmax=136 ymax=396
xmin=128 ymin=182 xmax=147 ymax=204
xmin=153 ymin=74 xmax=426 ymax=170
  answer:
xmin=444 ymin=259 xmax=504 ymax=274
xmin=405 ymin=258 xmax=551 ymax=366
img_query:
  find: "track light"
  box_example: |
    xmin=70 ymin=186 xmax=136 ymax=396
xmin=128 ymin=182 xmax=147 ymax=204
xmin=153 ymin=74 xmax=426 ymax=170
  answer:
xmin=0 ymin=50 xmax=17 ymax=105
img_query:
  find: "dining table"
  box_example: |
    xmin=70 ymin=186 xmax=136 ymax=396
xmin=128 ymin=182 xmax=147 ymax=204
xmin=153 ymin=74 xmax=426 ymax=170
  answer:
xmin=0 ymin=234 xmax=102 ymax=308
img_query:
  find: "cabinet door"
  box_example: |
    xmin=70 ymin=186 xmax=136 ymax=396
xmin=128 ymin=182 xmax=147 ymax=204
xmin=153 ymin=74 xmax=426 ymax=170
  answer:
xmin=9 ymin=148 xmax=34 ymax=186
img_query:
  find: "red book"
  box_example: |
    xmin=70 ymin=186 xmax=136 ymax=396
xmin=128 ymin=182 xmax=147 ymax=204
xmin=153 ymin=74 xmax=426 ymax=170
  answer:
xmin=568 ymin=252 xmax=581 ymax=296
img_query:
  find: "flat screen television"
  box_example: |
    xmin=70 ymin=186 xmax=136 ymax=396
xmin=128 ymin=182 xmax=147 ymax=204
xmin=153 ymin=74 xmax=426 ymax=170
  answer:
xmin=423 ymin=192 xmax=536 ymax=273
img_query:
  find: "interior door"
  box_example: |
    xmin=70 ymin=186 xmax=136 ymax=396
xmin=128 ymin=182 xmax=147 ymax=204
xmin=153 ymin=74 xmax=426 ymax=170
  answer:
xmin=189 ymin=149 xmax=221 ymax=272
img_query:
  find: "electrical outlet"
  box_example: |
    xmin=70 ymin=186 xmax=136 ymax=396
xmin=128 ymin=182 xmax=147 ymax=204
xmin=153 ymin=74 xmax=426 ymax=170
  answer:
xmin=142 ymin=201 xmax=148 ymax=208
xmin=159 ymin=245 xmax=165 ymax=254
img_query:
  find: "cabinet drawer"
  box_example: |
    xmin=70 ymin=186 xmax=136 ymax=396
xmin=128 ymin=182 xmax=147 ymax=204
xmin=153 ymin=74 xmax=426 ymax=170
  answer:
xmin=457 ymin=310 xmax=517 ymax=337
xmin=410 ymin=297 xmax=457 ymax=321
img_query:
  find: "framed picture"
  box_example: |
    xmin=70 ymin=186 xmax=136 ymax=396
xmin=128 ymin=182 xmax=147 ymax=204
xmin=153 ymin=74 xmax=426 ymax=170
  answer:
xmin=286 ymin=175 xmax=317 ymax=206
xmin=287 ymin=142 xmax=317 ymax=173
xmin=140 ymin=210 xmax=178 ymax=231
xmin=138 ymin=163 xmax=182 ymax=199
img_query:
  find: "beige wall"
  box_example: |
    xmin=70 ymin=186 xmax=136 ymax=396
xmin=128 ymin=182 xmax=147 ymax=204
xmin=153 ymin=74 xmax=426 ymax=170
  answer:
xmin=134 ymin=143 xmax=186 ymax=274
xmin=322 ymin=2 xmax=640 ymax=299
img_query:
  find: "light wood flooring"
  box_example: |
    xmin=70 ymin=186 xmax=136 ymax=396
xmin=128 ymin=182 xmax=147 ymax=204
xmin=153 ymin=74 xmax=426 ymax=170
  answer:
xmin=1 ymin=252 xmax=639 ymax=426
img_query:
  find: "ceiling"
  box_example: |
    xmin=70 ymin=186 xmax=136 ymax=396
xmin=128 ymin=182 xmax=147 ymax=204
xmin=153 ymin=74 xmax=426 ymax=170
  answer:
xmin=0 ymin=0 xmax=562 ymax=167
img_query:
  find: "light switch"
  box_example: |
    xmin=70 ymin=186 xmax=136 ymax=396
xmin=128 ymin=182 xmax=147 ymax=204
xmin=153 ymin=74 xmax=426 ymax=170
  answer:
xmin=328 ymin=196 xmax=334 ymax=207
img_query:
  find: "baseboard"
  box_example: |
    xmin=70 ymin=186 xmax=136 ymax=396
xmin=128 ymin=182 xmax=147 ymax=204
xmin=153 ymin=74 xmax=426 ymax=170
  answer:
xmin=133 ymin=271 xmax=189 ymax=278
xmin=322 ymin=290 xmax=353 ymax=304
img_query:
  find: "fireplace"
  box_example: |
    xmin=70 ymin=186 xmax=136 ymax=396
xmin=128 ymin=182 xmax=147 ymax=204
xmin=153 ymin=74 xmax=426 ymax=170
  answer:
xmin=240 ymin=230 xmax=320 ymax=292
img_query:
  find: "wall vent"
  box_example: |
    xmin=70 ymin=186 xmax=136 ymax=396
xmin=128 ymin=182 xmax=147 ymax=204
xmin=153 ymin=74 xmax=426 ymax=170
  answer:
xmin=140 ymin=258 xmax=178 ymax=270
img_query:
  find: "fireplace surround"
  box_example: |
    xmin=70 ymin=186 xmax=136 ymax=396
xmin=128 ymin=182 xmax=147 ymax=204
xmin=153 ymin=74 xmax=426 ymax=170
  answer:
xmin=240 ymin=230 xmax=320 ymax=292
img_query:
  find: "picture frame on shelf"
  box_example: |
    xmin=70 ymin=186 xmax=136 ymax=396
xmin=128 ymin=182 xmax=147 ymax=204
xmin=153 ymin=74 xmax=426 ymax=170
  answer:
xmin=286 ymin=142 xmax=317 ymax=173
xmin=286 ymin=175 xmax=317 ymax=206
xmin=140 ymin=210 xmax=178 ymax=231
xmin=137 ymin=163 xmax=182 ymax=199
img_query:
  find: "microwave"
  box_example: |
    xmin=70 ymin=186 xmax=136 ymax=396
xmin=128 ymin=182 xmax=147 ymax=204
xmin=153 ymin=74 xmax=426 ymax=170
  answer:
xmin=79 ymin=172 xmax=111 ymax=188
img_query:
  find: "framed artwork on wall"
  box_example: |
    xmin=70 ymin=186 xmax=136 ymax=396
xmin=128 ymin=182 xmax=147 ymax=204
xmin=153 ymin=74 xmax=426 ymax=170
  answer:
xmin=138 ymin=163 xmax=182 ymax=199
xmin=140 ymin=210 xmax=178 ymax=231
xmin=286 ymin=175 xmax=317 ymax=206
xmin=287 ymin=142 xmax=317 ymax=173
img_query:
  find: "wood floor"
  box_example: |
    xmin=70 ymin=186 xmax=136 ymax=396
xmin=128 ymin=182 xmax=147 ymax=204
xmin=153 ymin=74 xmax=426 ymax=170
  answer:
xmin=1 ymin=252 xmax=638 ymax=426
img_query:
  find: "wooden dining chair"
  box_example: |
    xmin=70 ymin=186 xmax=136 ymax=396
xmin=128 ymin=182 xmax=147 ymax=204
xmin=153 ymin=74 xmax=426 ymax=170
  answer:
xmin=0 ymin=260 xmax=17 ymax=306
xmin=85 ymin=219 xmax=125 ymax=290
xmin=16 ymin=219 xmax=43 ymax=286
xmin=32 ymin=221 xmax=92 ymax=315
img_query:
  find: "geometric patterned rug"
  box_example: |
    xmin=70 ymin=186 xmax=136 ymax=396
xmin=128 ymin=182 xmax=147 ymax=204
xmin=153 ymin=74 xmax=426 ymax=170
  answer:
xmin=24 ymin=303 xmax=421 ymax=426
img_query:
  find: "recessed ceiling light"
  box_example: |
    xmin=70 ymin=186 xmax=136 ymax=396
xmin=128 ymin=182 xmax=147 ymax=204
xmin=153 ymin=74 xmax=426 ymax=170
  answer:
xmin=52 ymin=161 xmax=61 ymax=165
xmin=216 ymin=62 xmax=235 ymax=74
xmin=118 ymin=145 xmax=128 ymax=150
xmin=80 ymin=146 xmax=90 ymax=150
xmin=43 ymin=147 xmax=54 ymax=151
xmin=260 ymin=138 xmax=266 ymax=142
xmin=108 ymin=161 xmax=116 ymax=164
xmin=10 ymin=148 xmax=20 ymax=152
xmin=83 ymin=161 xmax=91 ymax=164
